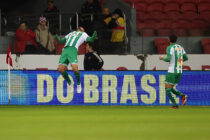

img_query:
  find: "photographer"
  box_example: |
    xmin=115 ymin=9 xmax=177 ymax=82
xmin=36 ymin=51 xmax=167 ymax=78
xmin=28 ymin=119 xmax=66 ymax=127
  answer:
xmin=84 ymin=42 xmax=104 ymax=71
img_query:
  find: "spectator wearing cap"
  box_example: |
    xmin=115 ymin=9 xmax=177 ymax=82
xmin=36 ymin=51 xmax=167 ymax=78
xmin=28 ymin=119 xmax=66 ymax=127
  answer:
xmin=106 ymin=8 xmax=125 ymax=54
xmin=35 ymin=17 xmax=55 ymax=53
xmin=14 ymin=21 xmax=38 ymax=54
xmin=84 ymin=42 xmax=104 ymax=71
xmin=44 ymin=0 xmax=59 ymax=34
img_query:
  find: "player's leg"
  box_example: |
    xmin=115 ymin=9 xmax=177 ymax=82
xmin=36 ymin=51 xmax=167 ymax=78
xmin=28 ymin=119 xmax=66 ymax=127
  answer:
xmin=57 ymin=65 xmax=72 ymax=86
xmin=58 ymin=49 xmax=72 ymax=86
xmin=171 ymin=74 xmax=183 ymax=96
xmin=171 ymin=87 xmax=183 ymax=96
xmin=165 ymin=73 xmax=178 ymax=108
xmin=71 ymin=64 xmax=81 ymax=85
xmin=171 ymin=73 xmax=188 ymax=105
xmin=67 ymin=47 xmax=82 ymax=93
xmin=165 ymin=84 xmax=178 ymax=108
xmin=173 ymin=86 xmax=188 ymax=105
xmin=71 ymin=64 xmax=82 ymax=93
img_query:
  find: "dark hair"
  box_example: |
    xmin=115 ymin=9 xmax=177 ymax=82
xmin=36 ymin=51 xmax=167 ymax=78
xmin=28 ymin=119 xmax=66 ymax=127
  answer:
xmin=169 ymin=34 xmax=177 ymax=43
xmin=87 ymin=42 xmax=95 ymax=49
xmin=93 ymin=0 xmax=99 ymax=5
xmin=19 ymin=20 xmax=27 ymax=26
xmin=48 ymin=0 xmax=54 ymax=3
xmin=113 ymin=8 xmax=123 ymax=17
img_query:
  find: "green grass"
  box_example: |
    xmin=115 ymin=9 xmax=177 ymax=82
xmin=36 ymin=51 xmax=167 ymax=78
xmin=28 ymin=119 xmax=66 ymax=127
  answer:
xmin=0 ymin=106 xmax=209 ymax=140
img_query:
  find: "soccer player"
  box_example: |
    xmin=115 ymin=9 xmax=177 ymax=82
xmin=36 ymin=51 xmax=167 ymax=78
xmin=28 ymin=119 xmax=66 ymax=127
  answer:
xmin=55 ymin=27 xmax=97 ymax=93
xmin=159 ymin=35 xmax=188 ymax=109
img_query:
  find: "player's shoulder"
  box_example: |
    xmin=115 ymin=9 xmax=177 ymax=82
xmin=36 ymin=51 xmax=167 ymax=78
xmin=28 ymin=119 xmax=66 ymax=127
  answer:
xmin=176 ymin=44 xmax=185 ymax=51
xmin=82 ymin=31 xmax=88 ymax=35
xmin=167 ymin=44 xmax=174 ymax=50
xmin=173 ymin=43 xmax=183 ymax=48
xmin=170 ymin=43 xmax=181 ymax=49
xmin=82 ymin=32 xmax=89 ymax=37
xmin=66 ymin=31 xmax=74 ymax=36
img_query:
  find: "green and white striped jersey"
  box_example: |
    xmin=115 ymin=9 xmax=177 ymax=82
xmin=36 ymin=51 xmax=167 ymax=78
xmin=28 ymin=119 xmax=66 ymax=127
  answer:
xmin=167 ymin=43 xmax=186 ymax=73
xmin=64 ymin=31 xmax=89 ymax=50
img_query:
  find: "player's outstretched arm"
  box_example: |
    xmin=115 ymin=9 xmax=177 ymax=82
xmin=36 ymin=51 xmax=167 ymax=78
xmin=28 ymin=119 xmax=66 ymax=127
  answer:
xmin=183 ymin=54 xmax=188 ymax=62
xmin=55 ymin=35 xmax=66 ymax=44
xmin=86 ymin=31 xmax=97 ymax=43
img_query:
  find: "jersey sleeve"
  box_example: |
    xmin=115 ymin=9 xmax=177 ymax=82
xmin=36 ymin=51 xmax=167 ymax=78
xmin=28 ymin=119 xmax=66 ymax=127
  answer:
xmin=86 ymin=31 xmax=97 ymax=42
xmin=182 ymin=48 xmax=188 ymax=61
xmin=182 ymin=48 xmax=186 ymax=54
xmin=65 ymin=32 xmax=73 ymax=39
xmin=163 ymin=46 xmax=172 ymax=62
xmin=65 ymin=34 xmax=69 ymax=39
xmin=55 ymin=35 xmax=66 ymax=44
xmin=117 ymin=17 xmax=125 ymax=26
xmin=83 ymin=32 xmax=89 ymax=41
xmin=104 ymin=17 xmax=112 ymax=24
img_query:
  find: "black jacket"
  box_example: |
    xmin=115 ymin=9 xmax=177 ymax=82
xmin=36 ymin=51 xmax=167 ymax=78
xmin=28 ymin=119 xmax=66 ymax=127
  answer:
xmin=44 ymin=6 xmax=59 ymax=14
xmin=84 ymin=51 xmax=104 ymax=70
xmin=81 ymin=0 xmax=101 ymax=14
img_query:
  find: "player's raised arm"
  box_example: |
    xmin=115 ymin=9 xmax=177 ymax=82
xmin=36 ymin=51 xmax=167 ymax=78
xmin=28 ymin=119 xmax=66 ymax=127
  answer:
xmin=86 ymin=31 xmax=97 ymax=43
xmin=55 ymin=35 xmax=66 ymax=44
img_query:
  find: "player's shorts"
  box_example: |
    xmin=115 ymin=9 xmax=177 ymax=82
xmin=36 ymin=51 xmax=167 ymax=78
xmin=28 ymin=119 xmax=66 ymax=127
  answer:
xmin=165 ymin=72 xmax=182 ymax=85
xmin=59 ymin=46 xmax=78 ymax=66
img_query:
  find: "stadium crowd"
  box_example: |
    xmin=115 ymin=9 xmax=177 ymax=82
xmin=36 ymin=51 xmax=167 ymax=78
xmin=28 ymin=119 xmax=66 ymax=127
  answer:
xmin=10 ymin=0 xmax=126 ymax=55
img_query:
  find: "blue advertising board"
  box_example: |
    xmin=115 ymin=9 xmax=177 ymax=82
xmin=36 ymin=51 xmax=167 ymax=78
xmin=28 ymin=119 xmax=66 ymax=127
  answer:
xmin=0 ymin=70 xmax=210 ymax=105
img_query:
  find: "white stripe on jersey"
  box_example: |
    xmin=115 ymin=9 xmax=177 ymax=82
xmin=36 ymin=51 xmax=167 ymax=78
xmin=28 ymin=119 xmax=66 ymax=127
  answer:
xmin=65 ymin=31 xmax=89 ymax=50
xmin=168 ymin=44 xmax=185 ymax=73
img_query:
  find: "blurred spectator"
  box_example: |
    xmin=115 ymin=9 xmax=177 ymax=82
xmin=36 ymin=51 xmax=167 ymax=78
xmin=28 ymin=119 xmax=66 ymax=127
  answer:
xmin=81 ymin=0 xmax=101 ymax=14
xmin=92 ymin=7 xmax=111 ymax=31
xmin=107 ymin=8 xmax=125 ymax=54
xmin=103 ymin=8 xmax=112 ymax=23
xmin=98 ymin=7 xmax=112 ymax=53
xmin=44 ymin=0 xmax=59 ymax=13
xmin=1 ymin=12 xmax=7 ymax=36
xmin=14 ymin=21 xmax=38 ymax=54
xmin=44 ymin=0 xmax=59 ymax=35
xmin=84 ymin=42 xmax=104 ymax=71
xmin=35 ymin=17 xmax=55 ymax=54
xmin=80 ymin=0 xmax=102 ymax=34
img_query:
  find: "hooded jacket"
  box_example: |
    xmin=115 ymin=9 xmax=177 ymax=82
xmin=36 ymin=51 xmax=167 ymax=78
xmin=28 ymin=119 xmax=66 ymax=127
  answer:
xmin=35 ymin=24 xmax=55 ymax=52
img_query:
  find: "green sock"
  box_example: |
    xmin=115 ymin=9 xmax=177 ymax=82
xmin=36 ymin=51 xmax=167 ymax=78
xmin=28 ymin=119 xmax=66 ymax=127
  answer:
xmin=166 ymin=88 xmax=178 ymax=106
xmin=74 ymin=72 xmax=81 ymax=85
xmin=171 ymin=88 xmax=183 ymax=97
xmin=61 ymin=71 xmax=71 ymax=86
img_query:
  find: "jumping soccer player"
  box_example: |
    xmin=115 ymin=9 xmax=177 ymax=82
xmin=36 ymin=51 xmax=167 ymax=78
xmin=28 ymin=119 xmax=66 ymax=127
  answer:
xmin=55 ymin=27 xmax=97 ymax=93
xmin=159 ymin=35 xmax=188 ymax=109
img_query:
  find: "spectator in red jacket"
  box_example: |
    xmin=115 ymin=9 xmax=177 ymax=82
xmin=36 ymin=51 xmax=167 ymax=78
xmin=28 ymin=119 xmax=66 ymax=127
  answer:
xmin=14 ymin=21 xmax=38 ymax=54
